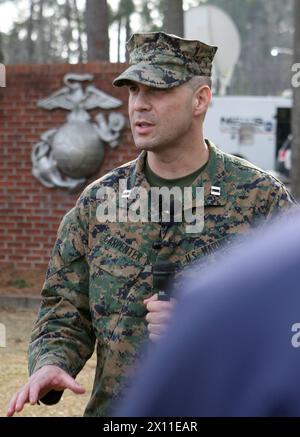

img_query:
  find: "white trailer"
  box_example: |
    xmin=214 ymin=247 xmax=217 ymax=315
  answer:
xmin=204 ymin=96 xmax=292 ymax=171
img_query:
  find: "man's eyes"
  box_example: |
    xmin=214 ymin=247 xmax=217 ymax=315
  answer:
xmin=128 ymin=86 xmax=168 ymax=94
xmin=148 ymin=87 xmax=166 ymax=92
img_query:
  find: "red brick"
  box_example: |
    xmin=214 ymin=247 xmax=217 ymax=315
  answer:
xmin=1 ymin=63 xmax=134 ymax=271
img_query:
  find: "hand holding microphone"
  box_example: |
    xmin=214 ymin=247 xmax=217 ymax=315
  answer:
xmin=144 ymin=260 xmax=176 ymax=342
xmin=145 ymin=196 xmax=178 ymax=340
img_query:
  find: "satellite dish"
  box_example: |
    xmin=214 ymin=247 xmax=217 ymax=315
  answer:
xmin=184 ymin=5 xmax=241 ymax=95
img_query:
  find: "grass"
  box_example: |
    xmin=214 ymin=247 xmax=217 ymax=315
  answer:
xmin=0 ymin=308 xmax=96 ymax=417
xmin=10 ymin=278 xmax=28 ymax=289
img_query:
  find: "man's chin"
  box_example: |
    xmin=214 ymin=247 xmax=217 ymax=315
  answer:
xmin=135 ymin=143 xmax=156 ymax=151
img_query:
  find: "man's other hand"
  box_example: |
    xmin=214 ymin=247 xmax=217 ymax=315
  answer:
xmin=6 ymin=364 xmax=85 ymax=417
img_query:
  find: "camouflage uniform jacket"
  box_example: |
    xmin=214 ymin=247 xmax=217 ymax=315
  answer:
xmin=28 ymin=141 xmax=295 ymax=416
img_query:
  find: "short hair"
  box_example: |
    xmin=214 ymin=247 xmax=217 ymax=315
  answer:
xmin=186 ymin=76 xmax=212 ymax=91
xmin=186 ymin=76 xmax=212 ymax=121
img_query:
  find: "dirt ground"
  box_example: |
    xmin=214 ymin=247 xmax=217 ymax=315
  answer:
xmin=0 ymin=266 xmax=45 ymax=296
xmin=0 ymin=308 xmax=96 ymax=417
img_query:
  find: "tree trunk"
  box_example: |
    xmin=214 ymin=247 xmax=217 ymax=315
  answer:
xmin=85 ymin=0 xmax=109 ymax=61
xmin=27 ymin=0 xmax=35 ymax=63
xmin=117 ymin=17 xmax=122 ymax=62
xmin=73 ymin=0 xmax=84 ymax=63
xmin=65 ymin=0 xmax=73 ymax=62
xmin=0 ymin=33 xmax=4 ymax=63
xmin=291 ymin=0 xmax=300 ymax=199
xmin=125 ymin=15 xmax=131 ymax=61
xmin=37 ymin=0 xmax=45 ymax=63
xmin=163 ymin=0 xmax=184 ymax=37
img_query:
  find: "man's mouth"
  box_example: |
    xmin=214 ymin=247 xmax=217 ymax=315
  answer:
xmin=134 ymin=120 xmax=155 ymax=135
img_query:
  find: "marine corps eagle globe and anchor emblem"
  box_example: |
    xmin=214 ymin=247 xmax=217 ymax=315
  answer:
xmin=31 ymin=73 xmax=126 ymax=191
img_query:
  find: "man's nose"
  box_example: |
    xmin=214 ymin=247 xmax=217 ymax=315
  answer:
xmin=133 ymin=91 xmax=152 ymax=111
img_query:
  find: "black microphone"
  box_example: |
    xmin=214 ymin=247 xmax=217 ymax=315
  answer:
xmin=153 ymin=260 xmax=175 ymax=301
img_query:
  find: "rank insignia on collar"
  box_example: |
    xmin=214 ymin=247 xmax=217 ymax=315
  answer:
xmin=211 ymin=186 xmax=221 ymax=196
xmin=121 ymin=189 xmax=132 ymax=199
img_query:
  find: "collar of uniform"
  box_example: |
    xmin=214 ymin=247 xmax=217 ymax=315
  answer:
xmin=123 ymin=142 xmax=227 ymax=209
xmin=119 ymin=150 xmax=150 ymax=210
xmin=128 ymin=150 xmax=148 ymax=190
xmin=185 ymin=140 xmax=227 ymax=210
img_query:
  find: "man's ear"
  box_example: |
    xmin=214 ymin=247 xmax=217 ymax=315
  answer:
xmin=193 ymin=85 xmax=212 ymax=117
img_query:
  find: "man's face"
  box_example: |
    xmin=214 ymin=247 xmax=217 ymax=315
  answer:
xmin=127 ymin=81 xmax=195 ymax=153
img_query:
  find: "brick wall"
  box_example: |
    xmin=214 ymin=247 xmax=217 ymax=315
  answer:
xmin=0 ymin=63 xmax=136 ymax=270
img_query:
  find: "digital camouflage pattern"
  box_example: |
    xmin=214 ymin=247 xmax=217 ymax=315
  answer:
xmin=28 ymin=141 xmax=296 ymax=416
xmin=113 ymin=32 xmax=218 ymax=89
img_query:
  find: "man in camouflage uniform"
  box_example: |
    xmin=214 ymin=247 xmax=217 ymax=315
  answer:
xmin=7 ymin=32 xmax=295 ymax=417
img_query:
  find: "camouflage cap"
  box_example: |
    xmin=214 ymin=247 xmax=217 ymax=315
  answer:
xmin=113 ymin=31 xmax=218 ymax=89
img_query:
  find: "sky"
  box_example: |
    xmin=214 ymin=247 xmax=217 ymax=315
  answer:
xmin=0 ymin=0 xmax=202 ymax=33
xmin=0 ymin=0 xmax=203 ymax=61
xmin=0 ymin=0 xmax=93 ymax=32
xmin=0 ymin=1 xmax=19 ymax=33
xmin=0 ymin=0 xmax=124 ymax=60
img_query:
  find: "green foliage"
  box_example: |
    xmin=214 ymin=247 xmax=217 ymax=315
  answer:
xmin=0 ymin=0 xmax=294 ymax=95
xmin=2 ymin=0 xmax=87 ymax=64
xmin=185 ymin=0 xmax=293 ymax=95
xmin=11 ymin=278 xmax=28 ymax=289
